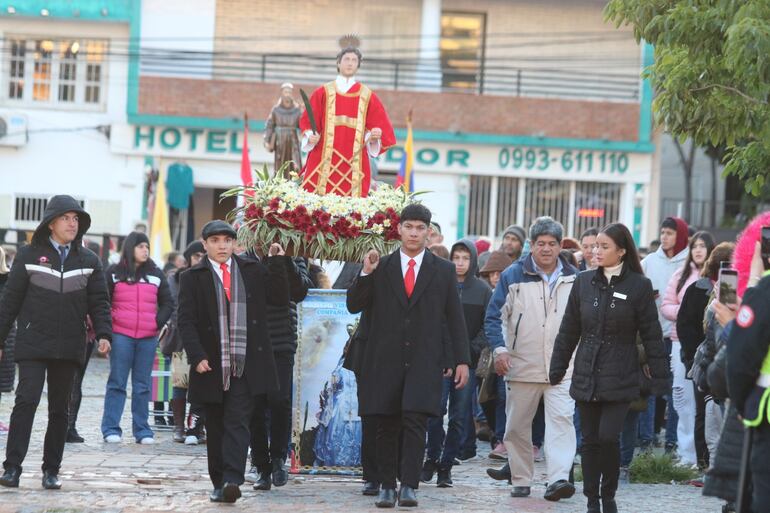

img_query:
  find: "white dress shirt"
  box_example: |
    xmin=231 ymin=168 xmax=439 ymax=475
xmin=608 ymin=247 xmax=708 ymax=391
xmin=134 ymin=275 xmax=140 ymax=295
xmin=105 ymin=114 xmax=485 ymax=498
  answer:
xmin=399 ymin=249 xmax=425 ymax=279
xmin=301 ymin=75 xmax=380 ymax=156
xmin=209 ymin=257 xmax=232 ymax=284
xmin=360 ymin=249 xmax=426 ymax=278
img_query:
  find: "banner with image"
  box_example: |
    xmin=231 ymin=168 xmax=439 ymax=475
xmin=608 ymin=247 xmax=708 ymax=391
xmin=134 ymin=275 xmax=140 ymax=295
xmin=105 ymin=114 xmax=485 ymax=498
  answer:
xmin=292 ymin=289 xmax=362 ymax=473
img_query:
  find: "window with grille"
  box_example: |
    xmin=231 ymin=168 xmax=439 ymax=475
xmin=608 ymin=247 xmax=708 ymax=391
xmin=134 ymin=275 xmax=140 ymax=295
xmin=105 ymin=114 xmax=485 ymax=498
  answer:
xmin=14 ymin=196 xmax=84 ymax=222
xmin=573 ymin=182 xmax=622 ymax=237
xmin=3 ymin=37 xmax=107 ymax=108
xmin=522 ymin=179 xmax=571 ymax=233
xmin=496 ymin=177 xmax=519 ymax=235
xmin=466 ymin=175 xmax=492 ymax=237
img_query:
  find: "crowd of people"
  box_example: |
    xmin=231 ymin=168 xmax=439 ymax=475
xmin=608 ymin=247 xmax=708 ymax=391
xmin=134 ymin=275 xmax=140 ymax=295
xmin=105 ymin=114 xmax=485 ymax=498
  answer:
xmin=0 ymin=195 xmax=768 ymax=513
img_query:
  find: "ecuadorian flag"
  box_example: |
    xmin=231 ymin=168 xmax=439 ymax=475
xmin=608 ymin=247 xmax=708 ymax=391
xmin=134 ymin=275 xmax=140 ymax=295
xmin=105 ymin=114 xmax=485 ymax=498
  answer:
xmin=395 ymin=113 xmax=414 ymax=192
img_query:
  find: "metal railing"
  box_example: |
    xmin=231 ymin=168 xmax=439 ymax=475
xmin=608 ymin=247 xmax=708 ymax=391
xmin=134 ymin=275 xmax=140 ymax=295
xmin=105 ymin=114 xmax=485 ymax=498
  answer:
xmin=140 ymin=49 xmax=641 ymax=102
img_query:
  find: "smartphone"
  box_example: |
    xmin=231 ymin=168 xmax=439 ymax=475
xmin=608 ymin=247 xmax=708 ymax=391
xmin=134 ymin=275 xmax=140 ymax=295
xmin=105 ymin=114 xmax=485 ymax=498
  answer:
xmin=761 ymin=226 xmax=770 ymax=269
xmin=718 ymin=268 xmax=739 ymax=304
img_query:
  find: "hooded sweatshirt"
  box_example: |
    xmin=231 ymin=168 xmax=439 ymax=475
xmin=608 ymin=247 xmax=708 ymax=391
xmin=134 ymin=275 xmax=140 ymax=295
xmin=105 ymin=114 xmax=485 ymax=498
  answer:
xmin=450 ymin=240 xmax=493 ymax=368
xmin=641 ymin=217 xmax=690 ymax=338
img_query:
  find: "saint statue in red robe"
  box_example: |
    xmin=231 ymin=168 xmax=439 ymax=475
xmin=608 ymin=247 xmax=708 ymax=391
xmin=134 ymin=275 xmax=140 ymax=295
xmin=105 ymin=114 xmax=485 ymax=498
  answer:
xmin=299 ymin=37 xmax=396 ymax=197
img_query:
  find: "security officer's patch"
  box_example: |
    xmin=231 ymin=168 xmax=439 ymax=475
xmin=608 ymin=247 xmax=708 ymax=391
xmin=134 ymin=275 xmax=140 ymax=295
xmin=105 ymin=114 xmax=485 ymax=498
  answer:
xmin=736 ymin=305 xmax=755 ymax=328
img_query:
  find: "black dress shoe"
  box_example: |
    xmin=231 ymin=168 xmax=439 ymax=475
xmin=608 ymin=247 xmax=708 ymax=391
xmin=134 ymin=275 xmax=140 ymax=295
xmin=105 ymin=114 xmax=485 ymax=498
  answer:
xmin=42 ymin=471 xmax=62 ymax=490
xmin=398 ymin=485 xmax=418 ymax=507
xmin=362 ymin=481 xmax=380 ymax=496
xmin=375 ymin=488 xmax=397 ymax=508
xmin=66 ymin=429 xmax=85 ymax=444
xmin=436 ymin=468 xmax=453 ymax=488
xmin=0 ymin=467 xmax=21 ymax=488
xmin=510 ymin=486 xmax=531 ymax=497
xmin=221 ymin=482 xmax=241 ymax=503
xmin=209 ymin=488 xmax=224 ymax=502
xmin=544 ymin=479 xmax=575 ymax=501
xmin=602 ymin=497 xmax=618 ymax=513
xmin=271 ymin=458 xmax=288 ymax=487
xmin=253 ymin=470 xmax=272 ymax=491
xmin=420 ymin=460 xmax=437 ymax=483
xmin=486 ymin=463 xmax=512 ymax=484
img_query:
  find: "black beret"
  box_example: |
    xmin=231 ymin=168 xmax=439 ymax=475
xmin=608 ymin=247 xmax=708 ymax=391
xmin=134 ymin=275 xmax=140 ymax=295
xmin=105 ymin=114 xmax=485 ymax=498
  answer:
xmin=201 ymin=220 xmax=236 ymax=240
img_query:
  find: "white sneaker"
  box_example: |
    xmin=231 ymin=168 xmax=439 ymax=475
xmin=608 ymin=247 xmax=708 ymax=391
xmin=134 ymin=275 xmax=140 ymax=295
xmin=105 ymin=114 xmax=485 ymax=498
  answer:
xmin=184 ymin=435 xmax=199 ymax=445
xmin=104 ymin=435 xmax=121 ymax=443
xmin=138 ymin=437 xmax=155 ymax=445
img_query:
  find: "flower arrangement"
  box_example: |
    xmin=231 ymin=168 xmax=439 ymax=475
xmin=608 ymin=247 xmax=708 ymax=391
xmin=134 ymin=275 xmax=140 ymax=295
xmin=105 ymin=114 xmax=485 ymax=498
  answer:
xmin=225 ymin=165 xmax=420 ymax=261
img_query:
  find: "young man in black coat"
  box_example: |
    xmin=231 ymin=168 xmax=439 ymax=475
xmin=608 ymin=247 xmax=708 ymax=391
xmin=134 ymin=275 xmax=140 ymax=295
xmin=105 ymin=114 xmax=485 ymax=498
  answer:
xmin=347 ymin=204 xmax=471 ymax=509
xmin=0 ymin=195 xmax=112 ymax=490
xmin=177 ymin=220 xmax=289 ymax=503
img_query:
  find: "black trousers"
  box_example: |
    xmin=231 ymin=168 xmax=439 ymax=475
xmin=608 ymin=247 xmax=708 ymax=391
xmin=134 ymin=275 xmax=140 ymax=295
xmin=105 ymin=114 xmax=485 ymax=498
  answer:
xmin=577 ymin=401 xmax=630 ymax=501
xmin=361 ymin=415 xmax=379 ymax=483
xmin=375 ymin=411 xmax=428 ymax=489
xmin=68 ymin=341 xmax=95 ymax=432
xmin=4 ymin=359 xmax=78 ymax=473
xmin=250 ymin=352 xmax=293 ymax=471
xmin=203 ymin=376 xmax=264 ymax=488
xmin=693 ymin=381 xmax=709 ymax=466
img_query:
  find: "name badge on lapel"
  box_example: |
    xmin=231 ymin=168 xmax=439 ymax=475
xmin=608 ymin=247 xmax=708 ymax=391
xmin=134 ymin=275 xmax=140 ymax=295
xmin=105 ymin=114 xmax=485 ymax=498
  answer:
xmin=612 ymin=291 xmax=627 ymax=300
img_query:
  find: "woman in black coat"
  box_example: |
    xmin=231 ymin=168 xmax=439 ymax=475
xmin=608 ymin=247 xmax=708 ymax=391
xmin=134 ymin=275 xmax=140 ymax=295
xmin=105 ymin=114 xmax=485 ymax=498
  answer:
xmin=0 ymin=249 xmax=16 ymax=433
xmin=550 ymin=223 xmax=670 ymax=513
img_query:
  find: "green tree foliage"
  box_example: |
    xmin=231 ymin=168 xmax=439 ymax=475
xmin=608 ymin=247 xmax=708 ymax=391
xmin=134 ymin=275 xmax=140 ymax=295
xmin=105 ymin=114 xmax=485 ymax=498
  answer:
xmin=605 ymin=1 xmax=770 ymax=195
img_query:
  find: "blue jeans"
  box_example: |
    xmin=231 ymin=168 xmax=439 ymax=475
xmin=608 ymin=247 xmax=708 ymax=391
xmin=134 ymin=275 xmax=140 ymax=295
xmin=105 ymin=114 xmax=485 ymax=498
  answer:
xmin=101 ymin=334 xmax=158 ymax=441
xmin=460 ymin=371 xmax=478 ymax=456
xmin=574 ymin=408 xmax=583 ymax=452
xmin=426 ymin=375 xmax=473 ymax=468
xmin=620 ymin=410 xmax=639 ymax=467
xmin=639 ymin=338 xmax=678 ymax=446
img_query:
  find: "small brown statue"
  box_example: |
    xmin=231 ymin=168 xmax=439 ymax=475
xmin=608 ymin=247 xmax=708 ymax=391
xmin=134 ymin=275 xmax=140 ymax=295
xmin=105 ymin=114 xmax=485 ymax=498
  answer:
xmin=264 ymin=82 xmax=302 ymax=177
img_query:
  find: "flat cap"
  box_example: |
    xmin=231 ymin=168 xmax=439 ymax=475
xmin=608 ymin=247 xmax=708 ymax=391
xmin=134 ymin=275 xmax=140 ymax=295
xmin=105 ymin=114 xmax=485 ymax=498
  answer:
xmin=201 ymin=220 xmax=237 ymax=240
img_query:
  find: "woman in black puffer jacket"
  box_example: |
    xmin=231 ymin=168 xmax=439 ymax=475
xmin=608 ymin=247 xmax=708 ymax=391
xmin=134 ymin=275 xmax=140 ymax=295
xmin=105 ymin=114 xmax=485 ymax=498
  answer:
xmin=0 ymin=246 xmax=16 ymax=432
xmin=550 ymin=223 xmax=671 ymax=513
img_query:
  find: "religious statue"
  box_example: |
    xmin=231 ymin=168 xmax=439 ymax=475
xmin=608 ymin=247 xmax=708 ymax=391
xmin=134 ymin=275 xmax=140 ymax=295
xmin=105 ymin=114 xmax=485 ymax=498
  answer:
xmin=264 ymin=82 xmax=303 ymax=177
xmin=299 ymin=35 xmax=396 ymax=197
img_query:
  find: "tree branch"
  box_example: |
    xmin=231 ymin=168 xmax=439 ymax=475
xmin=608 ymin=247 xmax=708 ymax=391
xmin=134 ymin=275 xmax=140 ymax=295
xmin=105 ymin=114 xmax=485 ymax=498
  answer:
xmin=689 ymin=84 xmax=767 ymax=105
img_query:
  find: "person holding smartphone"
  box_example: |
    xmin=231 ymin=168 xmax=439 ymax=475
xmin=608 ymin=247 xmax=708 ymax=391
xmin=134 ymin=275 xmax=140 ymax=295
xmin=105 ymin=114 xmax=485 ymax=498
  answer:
xmin=726 ymin=237 xmax=770 ymax=513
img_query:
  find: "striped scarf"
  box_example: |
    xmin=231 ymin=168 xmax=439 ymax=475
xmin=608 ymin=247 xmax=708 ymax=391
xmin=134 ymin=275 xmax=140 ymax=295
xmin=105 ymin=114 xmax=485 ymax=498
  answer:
xmin=210 ymin=258 xmax=248 ymax=391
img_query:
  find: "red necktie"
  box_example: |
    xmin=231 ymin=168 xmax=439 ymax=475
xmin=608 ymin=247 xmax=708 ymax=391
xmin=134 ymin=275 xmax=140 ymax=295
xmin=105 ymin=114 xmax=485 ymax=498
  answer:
xmin=404 ymin=259 xmax=416 ymax=298
xmin=220 ymin=262 xmax=231 ymax=301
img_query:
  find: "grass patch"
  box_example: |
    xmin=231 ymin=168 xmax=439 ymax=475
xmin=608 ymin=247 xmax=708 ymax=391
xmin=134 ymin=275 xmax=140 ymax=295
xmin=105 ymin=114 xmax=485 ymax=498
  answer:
xmin=628 ymin=453 xmax=699 ymax=484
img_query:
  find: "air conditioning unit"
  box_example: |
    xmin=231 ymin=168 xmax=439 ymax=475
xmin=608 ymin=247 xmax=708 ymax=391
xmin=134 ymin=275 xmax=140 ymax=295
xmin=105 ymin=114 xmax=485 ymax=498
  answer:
xmin=0 ymin=111 xmax=28 ymax=147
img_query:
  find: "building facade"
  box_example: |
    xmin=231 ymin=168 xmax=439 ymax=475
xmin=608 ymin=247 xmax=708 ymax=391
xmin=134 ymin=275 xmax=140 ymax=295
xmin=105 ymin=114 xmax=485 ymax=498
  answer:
xmin=1 ymin=0 xmax=662 ymax=250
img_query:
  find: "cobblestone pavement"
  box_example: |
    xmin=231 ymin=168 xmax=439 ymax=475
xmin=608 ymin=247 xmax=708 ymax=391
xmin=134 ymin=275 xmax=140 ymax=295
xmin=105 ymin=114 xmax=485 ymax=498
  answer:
xmin=0 ymin=357 xmax=724 ymax=512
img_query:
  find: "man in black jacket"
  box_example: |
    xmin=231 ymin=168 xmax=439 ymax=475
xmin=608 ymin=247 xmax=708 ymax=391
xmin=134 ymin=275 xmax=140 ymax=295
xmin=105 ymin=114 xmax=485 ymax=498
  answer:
xmin=0 ymin=195 xmax=112 ymax=490
xmin=177 ymin=220 xmax=289 ymax=503
xmin=347 ymin=204 xmax=470 ymax=509
xmin=247 ymin=257 xmax=313 ymax=490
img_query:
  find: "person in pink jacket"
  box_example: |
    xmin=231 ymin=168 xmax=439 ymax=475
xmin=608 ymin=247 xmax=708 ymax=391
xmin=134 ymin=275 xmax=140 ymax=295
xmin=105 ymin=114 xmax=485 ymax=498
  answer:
xmin=661 ymin=231 xmax=714 ymax=466
xmin=100 ymin=232 xmax=174 ymax=444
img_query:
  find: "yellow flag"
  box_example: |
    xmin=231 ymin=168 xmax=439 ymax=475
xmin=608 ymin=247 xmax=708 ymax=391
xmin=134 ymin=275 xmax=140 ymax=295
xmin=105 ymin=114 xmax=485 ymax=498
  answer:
xmin=150 ymin=168 xmax=173 ymax=264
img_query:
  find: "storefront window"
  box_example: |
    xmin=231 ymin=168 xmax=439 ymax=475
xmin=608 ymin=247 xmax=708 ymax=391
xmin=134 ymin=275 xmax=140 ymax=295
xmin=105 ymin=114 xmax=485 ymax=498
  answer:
xmin=573 ymin=182 xmax=622 ymax=236
xmin=523 ymin=179 xmax=571 ymax=233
